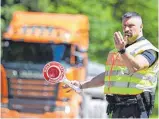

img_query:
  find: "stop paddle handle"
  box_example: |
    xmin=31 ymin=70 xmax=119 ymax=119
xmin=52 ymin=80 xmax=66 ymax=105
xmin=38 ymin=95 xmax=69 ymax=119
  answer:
xmin=63 ymin=77 xmax=81 ymax=93
xmin=43 ymin=61 xmax=81 ymax=93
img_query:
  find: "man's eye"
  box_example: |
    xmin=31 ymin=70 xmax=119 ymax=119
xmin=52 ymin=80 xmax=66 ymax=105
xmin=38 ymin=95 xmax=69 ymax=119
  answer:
xmin=129 ymin=25 xmax=134 ymax=28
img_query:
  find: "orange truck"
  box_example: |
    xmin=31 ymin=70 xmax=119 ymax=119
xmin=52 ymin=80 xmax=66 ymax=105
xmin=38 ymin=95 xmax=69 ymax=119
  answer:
xmin=1 ymin=11 xmax=89 ymax=118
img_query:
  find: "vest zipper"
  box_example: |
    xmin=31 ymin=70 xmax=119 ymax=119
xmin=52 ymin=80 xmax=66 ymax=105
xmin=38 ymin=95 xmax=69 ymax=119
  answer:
xmin=127 ymin=74 xmax=133 ymax=88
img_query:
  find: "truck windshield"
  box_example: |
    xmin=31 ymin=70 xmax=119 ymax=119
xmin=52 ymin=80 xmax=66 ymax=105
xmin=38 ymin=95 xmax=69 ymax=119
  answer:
xmin=1 ymin=40 xmax=71 ymax=64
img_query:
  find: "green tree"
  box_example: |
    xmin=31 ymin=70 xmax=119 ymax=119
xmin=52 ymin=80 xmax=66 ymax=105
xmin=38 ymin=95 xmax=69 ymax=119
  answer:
xmin=2 ymin=0 xmax=157 ymax=63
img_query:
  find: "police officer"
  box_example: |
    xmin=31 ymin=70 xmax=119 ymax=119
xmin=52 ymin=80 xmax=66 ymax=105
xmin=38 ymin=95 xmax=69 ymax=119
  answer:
xmin=64 ymin=12 xmax=159 ymax=118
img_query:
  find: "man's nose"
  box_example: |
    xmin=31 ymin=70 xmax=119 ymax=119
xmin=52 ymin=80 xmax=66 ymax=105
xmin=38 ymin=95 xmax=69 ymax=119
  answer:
xmin=124 ymin=26 xmax=130 ymax=31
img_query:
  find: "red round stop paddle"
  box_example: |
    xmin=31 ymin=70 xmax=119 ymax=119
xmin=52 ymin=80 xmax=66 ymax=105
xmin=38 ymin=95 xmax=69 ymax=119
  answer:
xmin=43 ymin=61 xmax=81 ymax=93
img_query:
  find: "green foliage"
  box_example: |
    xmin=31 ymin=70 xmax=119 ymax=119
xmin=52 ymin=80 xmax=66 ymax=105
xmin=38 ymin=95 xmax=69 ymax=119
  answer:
xmin=1 ymin=0 xmax=158 ymax=64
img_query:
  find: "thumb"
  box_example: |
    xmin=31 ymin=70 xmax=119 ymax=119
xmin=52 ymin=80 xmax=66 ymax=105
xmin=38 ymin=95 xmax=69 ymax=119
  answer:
xmin=124 ymin=35 xmax=128 ymax=44
xmin=124 ymin=35 xmax=128 ymax=41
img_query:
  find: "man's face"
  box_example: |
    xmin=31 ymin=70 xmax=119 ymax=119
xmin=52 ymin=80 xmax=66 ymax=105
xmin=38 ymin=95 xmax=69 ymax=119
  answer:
xmin=122 ymin=17 xmax=142 ymax=44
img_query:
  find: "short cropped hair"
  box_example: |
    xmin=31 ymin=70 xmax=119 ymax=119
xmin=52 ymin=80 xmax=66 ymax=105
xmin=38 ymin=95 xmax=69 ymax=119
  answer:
xmin=122 ymin=12 xmax=142 ymax=21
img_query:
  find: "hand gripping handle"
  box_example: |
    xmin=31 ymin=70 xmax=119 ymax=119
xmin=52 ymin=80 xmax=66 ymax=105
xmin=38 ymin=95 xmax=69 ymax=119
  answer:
xmin=63 ymin=78 xmax=81 ymax=93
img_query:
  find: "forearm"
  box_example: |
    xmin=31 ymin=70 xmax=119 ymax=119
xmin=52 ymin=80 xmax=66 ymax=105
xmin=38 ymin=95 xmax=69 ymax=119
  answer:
xmin=80 ymin=72 xmax=105 ymax=89
xmin=120 ymin=51 xmax=146 ymax=72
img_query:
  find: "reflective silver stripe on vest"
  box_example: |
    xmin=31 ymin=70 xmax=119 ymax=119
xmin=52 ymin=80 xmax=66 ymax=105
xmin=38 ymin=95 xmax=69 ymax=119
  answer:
xmin=105 ymin=70 xmax=125 ymax=76
xmin=132 ymin=73 xmax=157 ymax=82
xmin=105 ymin=70 xmax=157 ymax=82
xmin=105 ymin=81 xmax=137 ymax=88
xmin=129 ymin=83 xmax=137 ymax=88
xmin=105 ymin=70 xmax=133 ymax=76
xmin=105 ymin=81 xmax=128 ymax=87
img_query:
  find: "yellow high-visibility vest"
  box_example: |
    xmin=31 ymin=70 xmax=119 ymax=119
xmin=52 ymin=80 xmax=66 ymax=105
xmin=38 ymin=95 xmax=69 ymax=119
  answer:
xmin=104 ymin=40 xmax=159 ymax=95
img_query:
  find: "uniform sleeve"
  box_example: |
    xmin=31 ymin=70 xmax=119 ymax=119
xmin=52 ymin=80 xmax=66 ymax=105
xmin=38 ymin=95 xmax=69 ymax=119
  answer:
xmin=141 ymin=49 xmax=158 ymax=67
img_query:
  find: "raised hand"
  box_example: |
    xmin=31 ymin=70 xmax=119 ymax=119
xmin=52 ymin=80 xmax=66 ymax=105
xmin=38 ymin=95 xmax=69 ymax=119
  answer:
xmin=114 ymin=31 xmax=127 ymax=51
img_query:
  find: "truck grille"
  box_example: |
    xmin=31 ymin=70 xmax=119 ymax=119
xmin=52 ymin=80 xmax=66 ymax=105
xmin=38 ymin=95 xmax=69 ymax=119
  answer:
xmin=8 ymin=78 xmax=59 ymax=113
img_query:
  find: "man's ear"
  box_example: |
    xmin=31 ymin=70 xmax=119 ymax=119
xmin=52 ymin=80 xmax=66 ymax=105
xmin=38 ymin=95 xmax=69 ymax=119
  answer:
xmin=140 ymin=24 xmax=143 ymax=29
xmin=140 ymin=24 xmax=143 ymax=32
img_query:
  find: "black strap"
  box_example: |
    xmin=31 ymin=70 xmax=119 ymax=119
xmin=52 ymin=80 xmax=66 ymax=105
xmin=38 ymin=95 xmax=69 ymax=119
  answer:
xmin=149 ymin=93 xmax=155 ymax=115
xmin=136 ymin=94 xmax=148 ymax=118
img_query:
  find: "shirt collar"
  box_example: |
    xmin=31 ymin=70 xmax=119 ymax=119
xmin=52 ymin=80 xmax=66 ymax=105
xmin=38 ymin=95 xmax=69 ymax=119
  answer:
xmin=126 ymin=36 xmax=145 ymax=47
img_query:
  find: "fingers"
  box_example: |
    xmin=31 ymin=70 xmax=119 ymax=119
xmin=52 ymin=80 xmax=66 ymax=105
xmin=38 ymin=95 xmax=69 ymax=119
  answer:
xmin=114 ymin=31 xmax=123 ymax=44
xmin=114 ymin=31 xmax=127 ymax=50
xmin=114 ymin=31 xmax=123 ymax=40
xmin=114 ymin=32 xmax=118 ymax=44
xmin=62 ymin=81 xmax=77 ymax=88
xmin=62 ymin=84 xmax=73 ymax=92
xmin=118 ymin=32 xmax=126 ymax=46
xmin=66 ymin=89 xmax=72 ymax=93
xmin=114 ymin=32 xmax=120 ymax=45
xmin=118 ymin=32 xmax=124 ymax=41
xmin=62 ymin=81 xmax=80 ymax=93
xmin=62 ymin=84 xmax=69 ymax=88
xmin=114 ymin=35 xmax=118 ymax=44
xmin=124 ymin=35 xmax=128 ymax=41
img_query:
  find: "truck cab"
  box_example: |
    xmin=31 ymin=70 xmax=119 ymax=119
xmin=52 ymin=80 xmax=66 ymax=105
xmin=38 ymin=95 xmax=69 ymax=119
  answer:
xmin=1 ymin=11 xmax=89 ymax=118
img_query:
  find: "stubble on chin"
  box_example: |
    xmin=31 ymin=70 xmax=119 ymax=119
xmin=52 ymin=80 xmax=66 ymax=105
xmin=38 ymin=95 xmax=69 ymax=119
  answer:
xmin=127 ymin=35 xmax=138 ymax=44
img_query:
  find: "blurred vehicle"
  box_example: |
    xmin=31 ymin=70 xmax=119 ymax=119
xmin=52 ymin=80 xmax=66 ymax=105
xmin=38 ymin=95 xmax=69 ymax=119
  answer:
xmin=1 ymin=11 xmax=89 ymax=118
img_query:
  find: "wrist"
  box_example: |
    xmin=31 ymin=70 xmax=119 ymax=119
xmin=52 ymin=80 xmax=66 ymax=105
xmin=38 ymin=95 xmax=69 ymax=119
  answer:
xmin=118 ymin=48 xmax=126 ymax=54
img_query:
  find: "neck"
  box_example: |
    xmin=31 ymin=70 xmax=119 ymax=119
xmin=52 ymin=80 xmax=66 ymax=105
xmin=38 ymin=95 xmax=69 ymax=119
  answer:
xmin=136 ymin=33 xmax=143 ymax=39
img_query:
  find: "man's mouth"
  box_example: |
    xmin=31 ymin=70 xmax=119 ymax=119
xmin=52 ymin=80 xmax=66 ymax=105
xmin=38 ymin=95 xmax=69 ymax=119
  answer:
xmin=125 ymin=33 xmax=132 ymax=37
